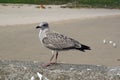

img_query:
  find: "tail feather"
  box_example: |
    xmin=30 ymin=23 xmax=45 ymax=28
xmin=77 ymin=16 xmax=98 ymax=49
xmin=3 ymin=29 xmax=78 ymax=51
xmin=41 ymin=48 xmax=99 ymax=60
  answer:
xmin=75 ymin=44 xmax=91 ymax=52
xmin=72 ymin=39 xmax=91 ymax=52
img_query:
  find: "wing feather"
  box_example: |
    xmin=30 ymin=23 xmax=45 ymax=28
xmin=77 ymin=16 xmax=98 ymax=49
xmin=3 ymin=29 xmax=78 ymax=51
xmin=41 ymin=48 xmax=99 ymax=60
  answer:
xmin=42 ymin=32 xmax=75 ymax=50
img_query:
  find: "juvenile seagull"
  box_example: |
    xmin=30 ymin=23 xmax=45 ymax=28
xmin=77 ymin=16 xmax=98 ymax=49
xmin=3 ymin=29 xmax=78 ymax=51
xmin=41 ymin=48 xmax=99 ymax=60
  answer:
xmin=36 ymin=22 xmax=91 ymax=66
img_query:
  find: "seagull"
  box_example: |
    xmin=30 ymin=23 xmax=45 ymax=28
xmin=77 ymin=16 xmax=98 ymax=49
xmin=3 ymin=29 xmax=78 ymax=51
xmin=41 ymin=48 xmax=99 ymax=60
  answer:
xmin=36 ymin=22 xmax=91 ymax=66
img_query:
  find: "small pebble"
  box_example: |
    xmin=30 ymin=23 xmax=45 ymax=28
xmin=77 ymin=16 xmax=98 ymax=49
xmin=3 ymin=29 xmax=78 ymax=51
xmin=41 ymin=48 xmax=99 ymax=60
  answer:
xmin=109 ymin=41 xmax=113 ymax=44
xmin=117 ymin=59 xmax=120 ymax=61
xmin=37 ymin=72 xmax=43 ymax=80
xmin=33 ymin=61 xmax=38 ymax=63
xmin=103 ymin=39 xmax=106 ymax=44
xmin=110 ymin=69 xmax=116 ymax=71
xmin=23 ymin=66 xmax=27 ymax=70
xmin=87 ymin=68 xmax=91 ymax=71
xmin=117 ymin=73 xmax=120 ymax=76
xmin=31 ymin=76 xmax=35 ymax=80
xmin=113 ymin=43 xmax=117 ymax=48
xmin=97 ymin=65 xmax=101 ymax=66
xmin=70 ymin=68 xmax=74 ymax=71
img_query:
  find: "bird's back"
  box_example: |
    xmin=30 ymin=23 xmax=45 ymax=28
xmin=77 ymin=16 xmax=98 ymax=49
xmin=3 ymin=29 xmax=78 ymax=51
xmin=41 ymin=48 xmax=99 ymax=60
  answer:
xmin=42 ymin=32 xmax=75 ymax=50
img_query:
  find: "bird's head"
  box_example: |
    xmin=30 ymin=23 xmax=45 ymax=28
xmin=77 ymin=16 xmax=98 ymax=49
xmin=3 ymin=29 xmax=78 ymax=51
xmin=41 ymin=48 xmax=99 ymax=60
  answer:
xmin=36 ymin=22 xmax=49 ymax=30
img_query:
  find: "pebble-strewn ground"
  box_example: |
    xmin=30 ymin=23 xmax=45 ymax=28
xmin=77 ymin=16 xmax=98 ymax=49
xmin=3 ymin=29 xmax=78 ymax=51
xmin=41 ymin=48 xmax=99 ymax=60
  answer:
xmin=0 ymin=60 xmax=120 ymax=80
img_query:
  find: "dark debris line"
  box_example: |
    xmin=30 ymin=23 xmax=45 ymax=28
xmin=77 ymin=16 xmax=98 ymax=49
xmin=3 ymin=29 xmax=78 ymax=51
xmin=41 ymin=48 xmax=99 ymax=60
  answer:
xmin=0 ymin=60 xmax=120 ymax=80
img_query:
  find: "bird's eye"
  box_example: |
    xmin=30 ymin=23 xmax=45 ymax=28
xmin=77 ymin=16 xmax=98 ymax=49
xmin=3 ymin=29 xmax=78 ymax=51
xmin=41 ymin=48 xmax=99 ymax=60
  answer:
xmin=43 ymin=24 xmax=47 ymax=26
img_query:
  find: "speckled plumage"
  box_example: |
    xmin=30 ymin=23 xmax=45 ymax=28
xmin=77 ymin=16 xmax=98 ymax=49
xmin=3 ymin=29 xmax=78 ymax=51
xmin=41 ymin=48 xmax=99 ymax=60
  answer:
xmin=42 ymin=32 xmax=81 ymax=50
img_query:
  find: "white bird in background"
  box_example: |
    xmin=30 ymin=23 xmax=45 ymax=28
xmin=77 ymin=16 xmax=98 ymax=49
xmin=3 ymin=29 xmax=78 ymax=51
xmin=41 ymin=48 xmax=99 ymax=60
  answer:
xmin=36 ymin=22 xmax=91 ymax=67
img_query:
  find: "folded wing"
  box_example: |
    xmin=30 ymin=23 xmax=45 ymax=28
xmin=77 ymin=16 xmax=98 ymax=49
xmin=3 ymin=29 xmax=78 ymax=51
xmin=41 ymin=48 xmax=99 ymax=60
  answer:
xmin=42 ymin=32 xmax=76 ymax=50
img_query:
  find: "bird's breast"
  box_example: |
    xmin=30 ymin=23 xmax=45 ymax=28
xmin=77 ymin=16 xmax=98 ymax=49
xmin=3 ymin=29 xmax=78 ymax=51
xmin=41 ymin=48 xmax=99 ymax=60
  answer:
xmin=39 ymin=30 xmax=47 ymax=43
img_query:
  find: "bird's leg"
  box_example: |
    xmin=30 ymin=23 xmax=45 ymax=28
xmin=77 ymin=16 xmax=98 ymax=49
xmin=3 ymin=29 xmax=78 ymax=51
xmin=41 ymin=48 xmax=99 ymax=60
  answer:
xmin=54 ymin=51 xmax=58 ymax=63
xmin=43 ymin=51 xmax=55 ymax=67
xmin=43 ymin=51 xmax=58 ymax=67
xmin=50 ymin=51 xmax=55 ymax=63
xmin=50 ymin=51 xmax=58 ymax=64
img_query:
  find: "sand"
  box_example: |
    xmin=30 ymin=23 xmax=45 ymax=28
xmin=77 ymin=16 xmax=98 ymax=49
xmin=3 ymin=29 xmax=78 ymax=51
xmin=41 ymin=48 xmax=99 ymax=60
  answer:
xmin=0 ymin=4 xmax=120 ymax=66
xmin=0 ymin=4 xmax=120 ymax=26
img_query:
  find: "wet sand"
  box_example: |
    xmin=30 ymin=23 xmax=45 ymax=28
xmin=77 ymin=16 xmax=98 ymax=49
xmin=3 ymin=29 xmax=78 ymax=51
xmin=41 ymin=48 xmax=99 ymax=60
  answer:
xmin=0 ymin=15 xmax=120 ymax=66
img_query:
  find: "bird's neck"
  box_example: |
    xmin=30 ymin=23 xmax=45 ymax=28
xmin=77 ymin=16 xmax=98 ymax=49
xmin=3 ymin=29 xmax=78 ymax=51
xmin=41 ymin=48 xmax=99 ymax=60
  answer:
xmin=39 ymin=28 xmax=50 ymax=35
xmin=39 ymin=28 xmax=50 ymax=41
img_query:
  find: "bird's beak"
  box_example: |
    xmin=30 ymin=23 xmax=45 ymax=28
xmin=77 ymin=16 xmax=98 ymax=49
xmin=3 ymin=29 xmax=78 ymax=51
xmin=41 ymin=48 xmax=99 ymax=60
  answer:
xmin=36 ymin=26 xmax=41 ymax=29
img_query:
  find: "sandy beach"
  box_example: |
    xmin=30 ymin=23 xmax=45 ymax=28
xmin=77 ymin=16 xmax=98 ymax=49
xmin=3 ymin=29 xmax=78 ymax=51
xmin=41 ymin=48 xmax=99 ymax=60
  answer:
xmin=0 ymin=4 xmax=120 ymax=66
xmin=0 ymin=4 xmax=120 ymax=26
